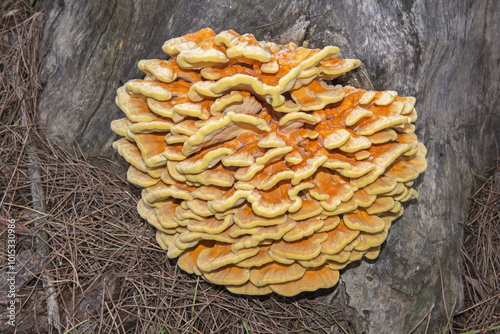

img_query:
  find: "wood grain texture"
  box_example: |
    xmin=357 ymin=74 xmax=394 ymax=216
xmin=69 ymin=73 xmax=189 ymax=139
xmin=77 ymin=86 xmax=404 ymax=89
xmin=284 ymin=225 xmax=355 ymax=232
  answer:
xmin=37 ymin=0 xmax=499 ymax=332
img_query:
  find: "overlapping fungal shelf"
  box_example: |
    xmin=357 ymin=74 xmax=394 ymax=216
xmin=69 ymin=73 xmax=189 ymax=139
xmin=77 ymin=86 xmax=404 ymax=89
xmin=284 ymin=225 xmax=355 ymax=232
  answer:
xmin=111 ymin=28 xmax=427 ymax=296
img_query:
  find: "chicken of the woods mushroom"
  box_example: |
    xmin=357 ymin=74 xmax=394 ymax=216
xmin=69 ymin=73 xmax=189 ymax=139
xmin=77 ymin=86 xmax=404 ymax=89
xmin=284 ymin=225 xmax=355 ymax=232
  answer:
xmin=111 ymin=28 xmax=427 ymax=297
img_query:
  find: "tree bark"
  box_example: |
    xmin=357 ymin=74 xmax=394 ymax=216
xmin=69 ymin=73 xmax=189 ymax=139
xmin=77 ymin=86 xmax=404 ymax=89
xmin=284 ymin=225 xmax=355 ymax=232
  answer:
xmin=38 ymin=0 xmax=499 ymax=332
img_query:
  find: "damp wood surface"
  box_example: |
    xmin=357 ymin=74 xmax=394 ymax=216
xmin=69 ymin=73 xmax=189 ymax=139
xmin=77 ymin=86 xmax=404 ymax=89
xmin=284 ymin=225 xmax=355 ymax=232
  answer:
xmin=37 ymin=0 xmax=499 ymax=333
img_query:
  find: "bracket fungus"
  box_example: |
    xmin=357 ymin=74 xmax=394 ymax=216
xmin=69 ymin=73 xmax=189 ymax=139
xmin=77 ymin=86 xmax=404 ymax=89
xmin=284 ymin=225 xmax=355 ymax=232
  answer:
xmin=111 ymin=28 xmax=427 ymax=297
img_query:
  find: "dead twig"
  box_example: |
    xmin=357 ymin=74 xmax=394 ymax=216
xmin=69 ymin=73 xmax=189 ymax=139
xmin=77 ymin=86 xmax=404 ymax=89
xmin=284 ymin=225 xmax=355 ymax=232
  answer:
xmin=21 ymin=112 xmax=62 ymax=332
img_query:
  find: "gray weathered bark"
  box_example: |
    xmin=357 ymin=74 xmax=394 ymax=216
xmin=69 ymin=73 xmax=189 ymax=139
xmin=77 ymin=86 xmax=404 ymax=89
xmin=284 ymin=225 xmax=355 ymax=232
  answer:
xmin=38 ymin=0 xmax=499 ymax=332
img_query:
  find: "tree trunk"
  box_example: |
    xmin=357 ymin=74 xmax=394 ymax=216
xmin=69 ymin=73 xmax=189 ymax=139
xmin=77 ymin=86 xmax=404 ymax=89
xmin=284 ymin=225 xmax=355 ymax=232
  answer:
xmin=38 ymin=0 xmax=499 ymax=332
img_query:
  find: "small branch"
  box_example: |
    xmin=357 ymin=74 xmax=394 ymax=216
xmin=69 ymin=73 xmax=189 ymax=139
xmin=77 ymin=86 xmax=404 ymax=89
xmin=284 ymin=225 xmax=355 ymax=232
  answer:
xmin=21 ymin=113 xmax=62 ymax=333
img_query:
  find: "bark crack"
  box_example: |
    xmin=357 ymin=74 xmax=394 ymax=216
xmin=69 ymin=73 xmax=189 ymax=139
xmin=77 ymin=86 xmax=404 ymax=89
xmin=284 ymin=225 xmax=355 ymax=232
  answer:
xmin=77 ymin=0 xmax=122 ymax=145
xmin=85 ymin=0 xmax=118 ymax=68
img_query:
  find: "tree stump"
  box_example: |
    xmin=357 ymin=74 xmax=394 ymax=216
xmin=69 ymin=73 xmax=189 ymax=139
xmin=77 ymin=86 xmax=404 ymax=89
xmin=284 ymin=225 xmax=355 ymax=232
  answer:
xmin=38 ymin=0 xmax=499 ymax=332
